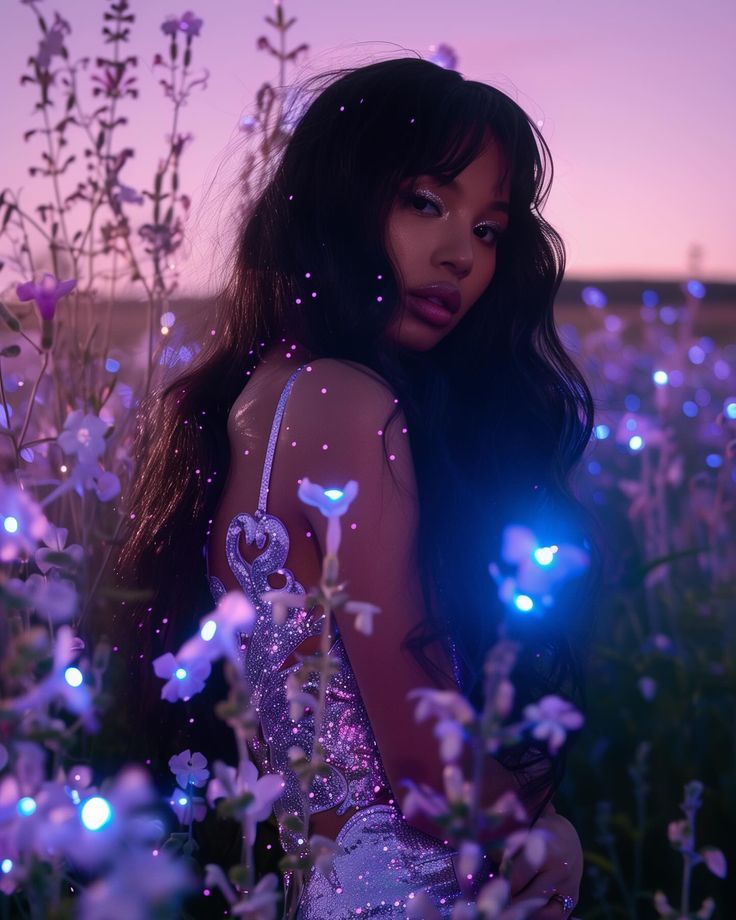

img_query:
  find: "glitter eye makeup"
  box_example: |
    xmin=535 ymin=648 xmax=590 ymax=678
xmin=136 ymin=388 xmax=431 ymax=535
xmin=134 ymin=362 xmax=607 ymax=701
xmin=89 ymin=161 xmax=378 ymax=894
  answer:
xmin=410 ymin=186 xmax=506 ymax=246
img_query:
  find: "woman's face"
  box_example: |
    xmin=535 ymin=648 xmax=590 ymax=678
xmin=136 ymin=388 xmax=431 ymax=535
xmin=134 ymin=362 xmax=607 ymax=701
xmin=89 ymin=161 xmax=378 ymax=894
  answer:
xmin=383 ymin=137 xmax=510 ymax=351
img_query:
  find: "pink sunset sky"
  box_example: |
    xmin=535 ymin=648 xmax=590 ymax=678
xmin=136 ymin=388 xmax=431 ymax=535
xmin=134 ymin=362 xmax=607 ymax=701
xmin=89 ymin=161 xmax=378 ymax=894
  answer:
xmin=1 ymin=0 xmax=734 ymax=294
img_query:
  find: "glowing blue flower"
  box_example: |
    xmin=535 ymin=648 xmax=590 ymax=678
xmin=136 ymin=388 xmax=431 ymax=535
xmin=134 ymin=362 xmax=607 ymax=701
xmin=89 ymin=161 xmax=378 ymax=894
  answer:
xmin=0 ymin=481 xmax=51 ymax=563
xmin=494 ymin=524 xmax=590 ymax=603
xmin=8 ymin=627 xmax=96 ymax=731
xmin=168 ymin=788 xmax=207 ymax=825
xmin=298 ymin=477 xmax=358 ymax=556
xmin=153 ymin=652 xmax=211 ymax=702
xmin=298 ymin=477 xmax=358 ymax=519
xmin=177 ymin=590 xmax=256 ymax=664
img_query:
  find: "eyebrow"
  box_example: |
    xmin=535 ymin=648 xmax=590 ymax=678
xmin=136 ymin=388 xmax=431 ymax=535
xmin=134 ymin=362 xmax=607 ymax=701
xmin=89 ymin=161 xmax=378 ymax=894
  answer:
xmin=436 ymin=175 xmax=510 ymax=214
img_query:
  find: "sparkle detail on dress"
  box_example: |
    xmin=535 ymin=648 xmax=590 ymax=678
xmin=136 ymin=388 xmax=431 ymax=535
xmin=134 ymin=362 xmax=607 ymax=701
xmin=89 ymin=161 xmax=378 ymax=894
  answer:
xmin=205 ymin=365 xmax=392 ymax=854
xmin=204 ymin=362 xmax=462 ymax=916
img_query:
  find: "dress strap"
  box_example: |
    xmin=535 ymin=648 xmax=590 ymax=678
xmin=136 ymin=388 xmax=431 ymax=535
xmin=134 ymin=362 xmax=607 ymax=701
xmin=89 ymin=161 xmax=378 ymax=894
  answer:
xmin=203 ymin=363 xmax=308 ymax=580
xmin=256 ymin=364 xmax=308 ymax=519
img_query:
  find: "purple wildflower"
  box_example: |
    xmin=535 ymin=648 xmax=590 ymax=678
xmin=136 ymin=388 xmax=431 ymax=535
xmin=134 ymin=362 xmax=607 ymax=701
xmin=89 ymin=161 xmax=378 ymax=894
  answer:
xmin=16 ymin=272 xmax=76 ymax=322
xmin=168 ymin=750 xmax=209 ymax=789
xmin=427 ymin=43 xmax=458 ymax=70
xmin=0 ymin=481 xmax=51 ymax=563
xmin=57 ymin=411 xmax=109 ymax=464
xmin=35 ymin=14 xmax=71 ymax=69
xmin=161 ymin=11 xmax=203 ymax=38
xmin=523 ymin=695 xmax=584 ymax=755
xmin=206 ymin=759 xmax=284 ymax=847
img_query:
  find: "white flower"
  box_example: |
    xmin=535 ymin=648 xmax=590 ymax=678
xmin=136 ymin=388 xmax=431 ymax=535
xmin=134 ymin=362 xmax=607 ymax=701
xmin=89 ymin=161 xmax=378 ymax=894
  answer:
xmin=168 ymin=750 xmax=210 ymax=789
xmin=57 ymin=410 xmax=110 ymax=464
xmin=343 ymin=600 xmax=381 ymax=636
xmin=477 ymin=877 xmax=548 ymax=920
xmin=0 ymin=481 xmax=51 ymax=563
xmin=259 ymin=588 xmax=308 ymax=626
xmin=522 ymin=695 xmax=584 ymax=754
xmin=206 ymin=760 xmax=284 ymax=847
xmin=152 ymin=652 xmax=211 ymax=702
xmin=401 ymin=779 xmax=449 ymax=821
xmin=178 ymin=590 xmax=256 ymax=664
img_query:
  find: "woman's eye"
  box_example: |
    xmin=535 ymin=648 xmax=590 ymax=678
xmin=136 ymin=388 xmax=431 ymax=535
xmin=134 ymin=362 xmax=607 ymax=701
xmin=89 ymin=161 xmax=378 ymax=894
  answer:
xmin=410 ymin=192 xmax=441 ymax=215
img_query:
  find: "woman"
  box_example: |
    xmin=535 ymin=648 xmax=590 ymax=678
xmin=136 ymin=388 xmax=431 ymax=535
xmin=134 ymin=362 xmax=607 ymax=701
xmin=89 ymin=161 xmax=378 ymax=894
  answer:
xmin=114 ymin=56 xmax=602 ymax=918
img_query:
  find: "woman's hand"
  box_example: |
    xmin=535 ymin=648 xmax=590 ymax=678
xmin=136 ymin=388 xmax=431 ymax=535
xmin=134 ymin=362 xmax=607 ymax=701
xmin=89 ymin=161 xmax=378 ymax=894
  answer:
xmin=502 ymin=805 xmax=583 ymax=919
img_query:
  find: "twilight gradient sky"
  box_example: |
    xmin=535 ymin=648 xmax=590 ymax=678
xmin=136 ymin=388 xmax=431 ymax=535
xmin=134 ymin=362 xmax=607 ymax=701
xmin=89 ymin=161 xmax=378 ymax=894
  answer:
xmin=2 ymin=0 xmax=734 ymax=292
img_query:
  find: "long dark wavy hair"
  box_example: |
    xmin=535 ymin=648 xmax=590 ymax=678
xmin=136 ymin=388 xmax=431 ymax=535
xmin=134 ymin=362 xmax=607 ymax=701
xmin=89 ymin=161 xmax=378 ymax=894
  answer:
xmin=109 ymin=56 xmax=604 ymax=828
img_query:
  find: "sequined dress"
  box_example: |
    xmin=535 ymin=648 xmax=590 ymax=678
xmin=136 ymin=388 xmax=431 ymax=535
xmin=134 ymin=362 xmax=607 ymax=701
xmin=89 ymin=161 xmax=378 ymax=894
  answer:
xmin=205 ymin=364 xmax=462 ymax=918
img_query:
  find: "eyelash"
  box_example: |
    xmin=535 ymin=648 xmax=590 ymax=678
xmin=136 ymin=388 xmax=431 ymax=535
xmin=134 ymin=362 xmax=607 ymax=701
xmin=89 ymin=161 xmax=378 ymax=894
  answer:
xmin=408 ymin=188 xmax=505 ymax=247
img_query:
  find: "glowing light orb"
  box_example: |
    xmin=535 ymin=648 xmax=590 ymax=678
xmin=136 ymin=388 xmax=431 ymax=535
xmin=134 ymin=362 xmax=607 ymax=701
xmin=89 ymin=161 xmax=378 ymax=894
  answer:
xmin=641 ymin=290 xmax=659 ymax=307
xmin=2 ymin=516 xmax=19 ymax=534
xmin=324 ymin=489 xmax=344 ymax=501
xmin=514 ymin=594 xmax=534 ymax=613
xmin=174 ymin=668 xmax=187 ymax=680
xmin=81 ymin=796 xmax=112 ymax=831
xmin=17 ymin=797 xmax=36 ymax=816
xmin=64 ymin=667 xmax=83 ymax=688
xmin=594 ymin=424 xmax=610 ymax=440
xmin=178 ymin=796 xmax=188 ymax=806
xmin=533 ymin=547 xmax=555 ymax=566
xmin=105 ymin=358 xmax=120 ymax=373
xmin=687 ymin=280 xmax=706 ymax=299
xmin=725 ymin=401 xmax=736 ymax=420
xmin=688 ymin=345 xmax=705 ymax=365
xmin=706 ymin=454 xmax=722 ymax=469
xmin=653 ymin=370 xmax=668 ymax=386
xmin=1 ymin=859 xmax=12 ymax=873
xmin=200 ymin=620 xmax=217 ymax=641
xmin=682 ymin=401 xmax=699 ymax=418
xmin=629 ymin=435 xmax=644 ymax=451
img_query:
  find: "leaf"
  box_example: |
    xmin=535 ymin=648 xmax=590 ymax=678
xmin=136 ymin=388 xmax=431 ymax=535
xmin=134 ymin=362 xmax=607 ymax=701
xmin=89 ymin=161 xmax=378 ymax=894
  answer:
xmin=0 ymin=344 xmax=21 ymax=358
xmin=582 ymin=849 xmax=616 ymax=874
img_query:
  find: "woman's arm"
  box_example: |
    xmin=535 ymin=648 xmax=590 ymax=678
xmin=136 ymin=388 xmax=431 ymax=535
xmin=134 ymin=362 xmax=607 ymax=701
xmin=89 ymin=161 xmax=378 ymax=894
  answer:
xmin=280 ymin=359 xmax=526 ymax=840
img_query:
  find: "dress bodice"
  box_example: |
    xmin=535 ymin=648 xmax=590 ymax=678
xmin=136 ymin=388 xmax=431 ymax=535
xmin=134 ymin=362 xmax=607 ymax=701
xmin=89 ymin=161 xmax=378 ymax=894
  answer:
xmin=205 ymin=364 xmax=392 ymax=855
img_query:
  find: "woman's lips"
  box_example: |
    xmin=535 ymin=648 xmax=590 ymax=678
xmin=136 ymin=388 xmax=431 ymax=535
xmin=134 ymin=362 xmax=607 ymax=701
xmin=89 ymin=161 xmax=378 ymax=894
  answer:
xmin=406 ymin=294 xmax=456 ymax=327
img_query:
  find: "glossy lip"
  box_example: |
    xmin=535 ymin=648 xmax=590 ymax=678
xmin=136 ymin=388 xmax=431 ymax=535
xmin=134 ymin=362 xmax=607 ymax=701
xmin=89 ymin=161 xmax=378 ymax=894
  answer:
xmin=407 ymin=283 xmax=461 ymax=315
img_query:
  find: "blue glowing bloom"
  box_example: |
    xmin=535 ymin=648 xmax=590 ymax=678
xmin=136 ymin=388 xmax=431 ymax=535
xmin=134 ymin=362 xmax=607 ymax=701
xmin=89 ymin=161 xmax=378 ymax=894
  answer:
xmin=686 ymin=279 xmax=706 ymax=299
xmin=682 ymin=401 xmax=699 ymax=418
xmin=581 ymin=286 xmax=607 ymax=308
xmin=64 ymin=666 xmax=83 ymax=687
xmin=81 ymin=796 xmax=112 ymax=831
xmin=105 ymin=357 xmax=121 ymax=373
xmin=17 ymin=796 xmax=36 ymax=817
xmin=641 ymin=289 xmax=659 ymax=307
xmin=153 ymin=651 xmax=211 ymax=702
xmin=200 ymin=619 xmax=216 ymax=641
xmin=594 ymin=424 xmax=610 ymax=440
